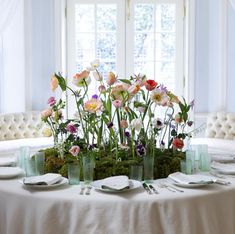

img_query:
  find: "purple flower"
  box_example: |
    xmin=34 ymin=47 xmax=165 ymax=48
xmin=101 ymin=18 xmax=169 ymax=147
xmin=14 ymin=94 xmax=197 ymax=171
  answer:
xmin=189 ymin=99 xmax=194 ymax=110
xmin=66 ymin=124 xmax=77 ymax=134
xmin=125 ymin=131 xmax=130 ymax=138
xmin=92 ymin=94 xmax=98 ymax=99
xmin=47 ymin=97 xmax=56 ymax=106
xmin=107 ymin=122 xmax=113 ymax=129
xmin=159 ymin=84 xmax=168 ymax=92
xmin=136 ymin=143 xmax=146 ymax=156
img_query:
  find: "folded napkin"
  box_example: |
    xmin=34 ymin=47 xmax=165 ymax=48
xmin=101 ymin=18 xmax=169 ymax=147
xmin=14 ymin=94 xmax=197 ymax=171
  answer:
xmin=101 ymin=176 xmax=130 ymax=191
xmin=0 ymin=157 xmax=16 ymax=166
xmin=211 ymin=154 xmax=235 ymax=163
xmin=168 ymin=172 xmax=214 ymax=185
xmin=211 ymin=161 xmax=235 ymax=174
xmin=23 ymin=173 xmax=62 ymax=185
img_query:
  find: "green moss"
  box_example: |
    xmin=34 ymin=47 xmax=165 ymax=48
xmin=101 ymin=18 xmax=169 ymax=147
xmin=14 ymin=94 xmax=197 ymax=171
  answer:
xmin=43 ymin=147 xmax=185 ymax=180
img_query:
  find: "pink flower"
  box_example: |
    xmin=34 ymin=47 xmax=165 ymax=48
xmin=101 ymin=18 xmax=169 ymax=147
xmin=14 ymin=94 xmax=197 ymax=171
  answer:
xmin=66 ymin=124 xmax=77 ymax=134
xmin=112 ymin=100 xmax=122 ymax=108
xmin=41 ymin=108 xmax=52 ymax=120
xmin=50 ymin=75 xmax=58 ymax=91
xmin=47 ymin=97 xmax=56 ymax=106
xmin=69 ymin=146 xmax=80 ymax=156
xmin=72 ymin=70 xmax=91 ymax=87
xmin=98 ymin=85 xmax=106 ymax=94
xmin=106 ymin=72 xmax=117 ymax=86
xmin=84 ymin=98 xmax=103 ymax=113
xmin=120 ymin=120 xmax=128 ymax=129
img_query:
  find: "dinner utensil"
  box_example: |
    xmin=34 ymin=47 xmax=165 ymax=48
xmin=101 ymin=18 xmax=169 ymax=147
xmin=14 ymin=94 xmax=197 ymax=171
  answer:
xmin=80 ymin=184 xmax=85 ymax=195
xmin=85 ymin=185 xmax=92 ymax=195
xmin=148 ymin=184 xmax=159 ymax=194
xmin=159 ymin=182 xmax=176 ymax=192
xmin=164 ymin=183 xmax=184 ymax=192
xmin=142 ymin=182 xmax=152 ymax=194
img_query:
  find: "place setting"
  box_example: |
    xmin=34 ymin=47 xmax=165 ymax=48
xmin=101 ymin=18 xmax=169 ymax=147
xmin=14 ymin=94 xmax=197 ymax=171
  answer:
xmin=0 ymin=156 xmax=24 ymax=179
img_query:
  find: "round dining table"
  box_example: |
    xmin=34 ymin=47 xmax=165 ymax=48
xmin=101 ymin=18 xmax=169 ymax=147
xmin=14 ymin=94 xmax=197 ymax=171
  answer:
xmin=0 ymin=174 xmax=235 ymax=234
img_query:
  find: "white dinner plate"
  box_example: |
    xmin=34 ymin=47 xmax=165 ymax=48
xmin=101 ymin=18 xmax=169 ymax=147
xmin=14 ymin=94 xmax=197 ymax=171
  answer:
xmin=91 ymin=179 xmax=142 ymax=193
xmin=20 ymin=177 xmax=68 ymax=189
xmin=0 ymin=167 xmax=24 ymax=178
xmin=172 ymin=181 xmax=214 ymax=188
xmin=211 ymin=162 xmax=235 ymax=175
xmin=0 ymin=157 xmax=16 ymax=166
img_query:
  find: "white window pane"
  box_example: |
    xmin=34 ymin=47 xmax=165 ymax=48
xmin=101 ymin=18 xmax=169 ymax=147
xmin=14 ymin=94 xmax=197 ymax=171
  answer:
xmin=97 ymin=4 xmax=117 ymax=31
xmin=75 ymin=5 xmax=94 ymax=32
xmin=134 ymin=4 xmax=154 ymax=32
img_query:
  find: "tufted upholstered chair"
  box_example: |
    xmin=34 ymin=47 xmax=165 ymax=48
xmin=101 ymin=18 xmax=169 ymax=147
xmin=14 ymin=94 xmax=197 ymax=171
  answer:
xmin=0 ymin=111 xmax=45 ymax=141
xmin=0 ymin=111 xmax=53 ymax=157
xmin=205 ymin=112 xmax=235 ymax=140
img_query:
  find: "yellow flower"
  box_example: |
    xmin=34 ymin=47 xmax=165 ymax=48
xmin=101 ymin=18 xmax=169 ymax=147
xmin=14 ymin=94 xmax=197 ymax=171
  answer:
xmin=42 ymin=128 xmax=52 ymax=137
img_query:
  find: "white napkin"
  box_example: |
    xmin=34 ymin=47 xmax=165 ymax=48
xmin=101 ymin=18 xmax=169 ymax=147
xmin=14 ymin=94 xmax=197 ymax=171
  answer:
xmin=168 ymin=172 xmax=214 ymax=185
xmin=23 ymin=173 xmax=62 ymax=185
xmin=211 ymin=154 xmax=235 ymax=163
xmin=0 ymin=157 xmax=16 ymax=166
xmin=211 ymin=161 xmax=235 ymax=174
xmin=101 ymin=176 xmax=130 ymax=191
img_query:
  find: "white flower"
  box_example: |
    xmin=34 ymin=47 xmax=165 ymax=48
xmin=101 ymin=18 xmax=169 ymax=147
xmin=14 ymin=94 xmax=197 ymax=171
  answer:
xmin=130 ymin=118 xmax=143 ymax=132
xmin=90 ymin=59 xmax=100 ymax=69
xmin=152 ymin=118 xmax=164 ymax=130
xmin=91 ymin=70 xmax=102 ymax=81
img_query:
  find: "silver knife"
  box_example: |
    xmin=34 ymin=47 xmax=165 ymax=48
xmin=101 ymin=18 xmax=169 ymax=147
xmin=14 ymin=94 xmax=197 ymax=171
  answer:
xmin=149 ymin=184 xmax=159 ymax=194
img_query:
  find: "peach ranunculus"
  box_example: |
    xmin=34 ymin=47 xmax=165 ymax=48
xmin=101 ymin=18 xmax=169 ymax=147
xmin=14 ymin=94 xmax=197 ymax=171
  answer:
xmin=84 ymin=98 xmax=103 ymax=113
xmin=50 ymin=75 xmax=59 ymax=91
xmin=120 ymin=120 xmax=128 ymax=129
xmin=145 ymin=80 xmax=158 ymax=91
xmin=72 ymin=70 xmax=91 ymax=87
xmin=110 ymin=84 xmax=129 ymax=101
xmin=69 ymin=145 xmax=80 ymax=156
xmin=172 ymin=138 xmax=184 ymax=149
xmin=106 ymin=71 xmax=117 ymax=86
xmin=41 ymin=108 xmax=52 ymax=120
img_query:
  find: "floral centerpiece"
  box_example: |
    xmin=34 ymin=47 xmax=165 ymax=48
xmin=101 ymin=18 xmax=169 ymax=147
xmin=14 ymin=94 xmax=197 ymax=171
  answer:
xmin=41 ymin=59 xmax=194 ymax=179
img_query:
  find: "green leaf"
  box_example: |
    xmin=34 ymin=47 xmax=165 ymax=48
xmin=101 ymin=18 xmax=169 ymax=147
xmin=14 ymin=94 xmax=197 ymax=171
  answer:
xmin=118 ymin=79 xmax=132 ymax=85
xmin=55 ymin=73 xmax=67 ymax=91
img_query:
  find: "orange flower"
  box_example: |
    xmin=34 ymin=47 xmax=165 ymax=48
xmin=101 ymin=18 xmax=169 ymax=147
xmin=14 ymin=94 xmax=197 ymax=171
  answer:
xmin=50 ymin=75 xmax=58 ymax=91
xmin=144 ymin=80 xmax=158 ymax=91
xmin=107 ymin=72 xmax=117 ymax=86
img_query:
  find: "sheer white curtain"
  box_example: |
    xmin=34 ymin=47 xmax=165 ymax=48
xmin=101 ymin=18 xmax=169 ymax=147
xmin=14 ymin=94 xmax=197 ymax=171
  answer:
xmin=229 ymin=0 xmax=235 ymax=9
xmin=0 ymin=0 xmax=19 ymax=34
xmin=0 ymin=0 xmax=23 ymax=113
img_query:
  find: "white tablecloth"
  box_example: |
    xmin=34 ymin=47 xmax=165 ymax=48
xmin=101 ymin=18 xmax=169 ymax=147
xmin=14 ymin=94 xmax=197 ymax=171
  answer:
xmin=0 ymin=176 xmax=235 ymax=234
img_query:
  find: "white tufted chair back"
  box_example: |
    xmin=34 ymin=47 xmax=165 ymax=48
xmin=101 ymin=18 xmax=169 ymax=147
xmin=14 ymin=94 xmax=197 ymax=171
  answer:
xmin=205 ymin=112 xmax=235 ymax=140
xmin=0 ymin=111 xmax=45 ymax=141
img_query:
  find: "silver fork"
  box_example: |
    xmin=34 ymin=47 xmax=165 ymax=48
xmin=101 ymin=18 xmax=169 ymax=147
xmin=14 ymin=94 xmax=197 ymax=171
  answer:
xmin=80 ymin=184 xmax=85 ymax=195
xmin=85 ymin=185 xmax=92 ymax=195
xmin=159 ymin=182 xmax=176 ymax=192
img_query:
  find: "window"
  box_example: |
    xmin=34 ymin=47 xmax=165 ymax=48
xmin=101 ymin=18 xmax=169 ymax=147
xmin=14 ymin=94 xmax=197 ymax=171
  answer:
xmin=67 ymin=0 xmax=184 ymax=110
